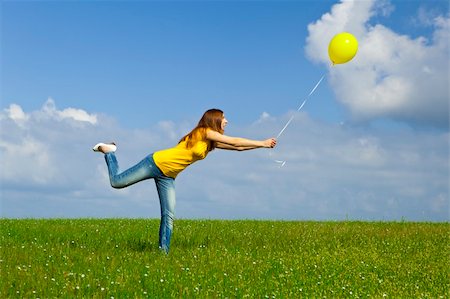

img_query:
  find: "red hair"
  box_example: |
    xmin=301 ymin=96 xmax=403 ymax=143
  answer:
xmin=179 ymin=109 xmax=224 ymax=151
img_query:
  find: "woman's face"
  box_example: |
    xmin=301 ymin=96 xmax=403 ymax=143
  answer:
xmin=221 ymin=115 xmax=228 ymax=131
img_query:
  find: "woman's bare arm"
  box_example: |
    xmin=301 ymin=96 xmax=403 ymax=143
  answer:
xmin=215 ymin=142 xmax=260 ymax=151
xmin=206 ymin=130 xmax=276 ymax=151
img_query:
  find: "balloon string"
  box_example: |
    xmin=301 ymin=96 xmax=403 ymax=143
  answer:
xmin=276 ymin=73 xmax=325 ymax=139
xmin=271 ymin=73 xmax=326 ymax=167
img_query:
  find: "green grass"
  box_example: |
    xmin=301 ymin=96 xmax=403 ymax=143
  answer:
xmin=1 ymin=219 xmax=448 ymax=298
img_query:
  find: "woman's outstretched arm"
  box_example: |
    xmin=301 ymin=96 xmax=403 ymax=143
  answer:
xmin=206 ymin=130 xmax=276 ymax=151
xmin=215 ymin=142 xmax=264 ymax=151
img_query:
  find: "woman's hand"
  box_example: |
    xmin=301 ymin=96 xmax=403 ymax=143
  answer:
xmin=263 ymin=138 xmax=277 ymax=148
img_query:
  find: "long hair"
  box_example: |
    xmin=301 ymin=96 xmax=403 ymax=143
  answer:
xmin=179 ymin=109 xmax=224 ymax=151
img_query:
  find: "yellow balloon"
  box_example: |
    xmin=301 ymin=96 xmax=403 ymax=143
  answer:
xmin=328 ymin=32 xmax=358 ymax=65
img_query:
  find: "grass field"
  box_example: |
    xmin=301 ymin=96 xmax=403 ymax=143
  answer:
xmin=1 ymin=219 xmax=448 ymax=298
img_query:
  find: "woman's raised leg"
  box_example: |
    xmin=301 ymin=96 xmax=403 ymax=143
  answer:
xmin=104 ymin=153 xmax=156 ymax=189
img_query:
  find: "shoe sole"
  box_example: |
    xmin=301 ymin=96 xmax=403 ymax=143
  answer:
xmin=92 ymin=143 xmax=117 ymax=153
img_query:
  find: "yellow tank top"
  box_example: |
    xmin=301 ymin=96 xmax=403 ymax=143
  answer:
xmin=153 ymin=139 xmax=210 ymax=178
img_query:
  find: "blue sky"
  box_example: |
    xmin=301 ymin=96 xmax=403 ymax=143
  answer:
xmin=1 ymin=0 xmax=449 ymax=221
xmin=2 ymin=0 xmax=338 ymax=126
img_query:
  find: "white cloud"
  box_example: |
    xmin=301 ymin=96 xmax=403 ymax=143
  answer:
xmin=255 ymin=112 xmax=275 ymax=124
xmin=0 ymin=100 xmax=448 ymax=221
xmin=5 ymin=104 xmax=29 ymax=122
xmin=414 ymin=5 xmax=447 ymax=27
xmin=305 ymin=0 xmax=449 ymax=128
xmin=40 ymin=98 xmax=98 ymax=124
xmin=3 ymin=98 xmax=98 ymax=126
xmin=305 ymin=0 xmax=376 ymax=63
xmin=0 ymin=100 xmax=99 ymax=187
xmin=58 ymin=107 xmax=97 ymax=124
xmin=0 ymin=137 xmax=55 ymax=184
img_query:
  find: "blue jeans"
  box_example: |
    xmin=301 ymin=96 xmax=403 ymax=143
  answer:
xmin=104 ymin=153 xmax=175 ymax=253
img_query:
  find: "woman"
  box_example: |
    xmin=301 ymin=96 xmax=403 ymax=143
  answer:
xmin=93 ymin=109 xmax=276 ymax=253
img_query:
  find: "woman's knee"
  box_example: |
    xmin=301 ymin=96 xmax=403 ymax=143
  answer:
xmin=110 ymin=179 xmax=126 ymax=189
xmin=161 ymin=211 xmax=175 ymax=225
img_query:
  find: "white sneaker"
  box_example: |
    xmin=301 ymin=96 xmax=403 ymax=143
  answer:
xmin=92 ymin=142 xmax=117 ymax=153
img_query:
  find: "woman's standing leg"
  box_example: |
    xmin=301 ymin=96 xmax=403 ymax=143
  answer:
xmin=102 ymin=151 xmax=176 ymax=253
xmin=154 ymin=176 xmax=176 ymax=254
